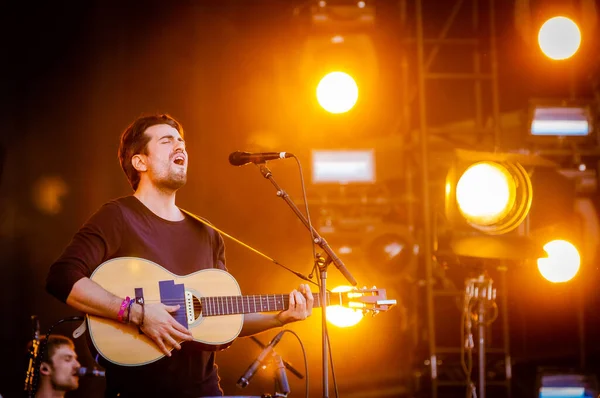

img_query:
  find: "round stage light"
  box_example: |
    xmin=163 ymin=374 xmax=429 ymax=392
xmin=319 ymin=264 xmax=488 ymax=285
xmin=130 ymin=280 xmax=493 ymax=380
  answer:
xmin=316 ymin=71 xmax=359 ymax=114
xmin=456 ymin=162 xmax=516 ymax=225
xmin=451 ymin=161 xmax=532 ymax=234
xmin=326 ymin=286 xmax=363 ymax=327
xmin=537 ymin=240 xmax=581 ymax=283
xmin=538 ymin=16 xmax=581 ymax=60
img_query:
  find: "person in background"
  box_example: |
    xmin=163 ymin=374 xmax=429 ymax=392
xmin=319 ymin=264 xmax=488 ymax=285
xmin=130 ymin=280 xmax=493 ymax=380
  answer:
xmin=35 ymin=335 xmax=81 ymax=398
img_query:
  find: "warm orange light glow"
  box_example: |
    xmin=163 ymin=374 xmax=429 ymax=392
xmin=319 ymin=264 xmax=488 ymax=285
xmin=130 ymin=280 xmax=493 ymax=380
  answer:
xmin=537 ymin=240 xmax=581 ymax=283
xmin=32 ymin=175 xmax=69 ymax=215
xmin=538 ymin=17 xmax=581 ymax=60
xmin=316 ymin=71 xmax=358 ymax=114
xmin=326 ymin=286 xmax=363 ymax=327
xmin=456 ymin=162 xmax=516 ymax=226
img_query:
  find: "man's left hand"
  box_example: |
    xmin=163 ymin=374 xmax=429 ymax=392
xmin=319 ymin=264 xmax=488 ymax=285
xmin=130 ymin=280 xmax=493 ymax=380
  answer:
xmin=278 ymin=284 xmax=314 ymax=325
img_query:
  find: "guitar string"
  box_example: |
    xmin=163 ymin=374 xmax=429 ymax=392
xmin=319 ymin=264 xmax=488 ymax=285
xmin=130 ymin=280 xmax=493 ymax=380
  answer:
xmin=144 ymin=297 xmax=330 ymax=306
xmin=127 ymin=301 xmax=327 ymax=315
xmin=128 ymin=297 xmax=332 ymax=315
xmin=157 ymin=296 xmax=327 ymax=304
xmin=137 ymin=298 xmax=329 ymax=307
xmin=140 ymin=295 xmax=333 ymax=304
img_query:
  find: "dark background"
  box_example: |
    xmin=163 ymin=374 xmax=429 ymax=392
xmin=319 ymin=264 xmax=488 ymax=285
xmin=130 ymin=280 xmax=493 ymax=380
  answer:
xmin=1 ymin=1 xmax=600 ymax=397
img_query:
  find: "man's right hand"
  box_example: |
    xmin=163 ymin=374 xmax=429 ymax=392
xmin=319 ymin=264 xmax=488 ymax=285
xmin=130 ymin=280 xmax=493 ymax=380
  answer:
xmin=132 ymin=303 xmax=194 ymax=357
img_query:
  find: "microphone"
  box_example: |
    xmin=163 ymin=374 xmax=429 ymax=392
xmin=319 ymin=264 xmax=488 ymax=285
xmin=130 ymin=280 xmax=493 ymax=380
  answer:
xmin=229 ymin=151 xmax=294 ymax=166
xmin=77 ymin=367 xmax=105 ymax=377
xmin=237 ymin=330 xmax=285 ymax=388
xmin=273 ymin=355 xmax=290 ymax=395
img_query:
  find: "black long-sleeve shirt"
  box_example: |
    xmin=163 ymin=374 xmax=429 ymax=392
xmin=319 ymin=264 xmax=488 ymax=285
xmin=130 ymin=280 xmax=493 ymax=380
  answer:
xmin=46 ymin=195 xmax=227 ymax=397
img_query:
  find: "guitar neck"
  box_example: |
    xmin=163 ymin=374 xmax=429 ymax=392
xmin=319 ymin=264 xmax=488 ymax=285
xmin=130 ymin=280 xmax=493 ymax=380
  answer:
xmin=200 ymin=292 xmax=331 ymax=317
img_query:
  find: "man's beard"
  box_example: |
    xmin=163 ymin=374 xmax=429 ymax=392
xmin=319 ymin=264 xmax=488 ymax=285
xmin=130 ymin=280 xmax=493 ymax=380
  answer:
xmin=158 ymin=169 xmax=187 ymax=192
xmin=51 ymin=375 xmax=79 ymax=392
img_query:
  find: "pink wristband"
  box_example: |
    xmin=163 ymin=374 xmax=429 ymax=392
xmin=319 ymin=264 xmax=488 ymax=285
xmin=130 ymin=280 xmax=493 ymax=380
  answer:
xmin=117 ymin=297 xmax=131 ymax=323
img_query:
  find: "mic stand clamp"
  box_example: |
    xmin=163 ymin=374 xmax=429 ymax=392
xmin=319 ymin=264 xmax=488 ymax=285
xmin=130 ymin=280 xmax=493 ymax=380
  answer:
xmin=257 ymin=164 xmax=358 ymax=398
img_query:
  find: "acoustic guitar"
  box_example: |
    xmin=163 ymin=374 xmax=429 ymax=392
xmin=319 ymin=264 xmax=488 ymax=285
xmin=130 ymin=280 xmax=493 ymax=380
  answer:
xmin=87 ymin=257 xmax=396 ymax=366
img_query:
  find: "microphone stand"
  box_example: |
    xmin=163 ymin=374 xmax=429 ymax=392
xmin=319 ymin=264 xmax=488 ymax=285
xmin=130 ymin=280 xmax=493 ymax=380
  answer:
xmin=256 ymin=164 xmax=358 ymax=398
xmin=250 ymin=336 xmax=304 ymax=380
xmin=24 ymin=315 xmax=40 ymax=398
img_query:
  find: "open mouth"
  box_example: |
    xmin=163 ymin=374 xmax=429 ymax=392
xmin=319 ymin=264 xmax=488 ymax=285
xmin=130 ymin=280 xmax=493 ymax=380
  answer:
xmin=173 ymin=155 xmax=185 ymax=166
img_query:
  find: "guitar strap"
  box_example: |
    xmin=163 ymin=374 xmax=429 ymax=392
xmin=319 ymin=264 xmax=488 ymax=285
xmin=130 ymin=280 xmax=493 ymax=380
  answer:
xmin=179 ymin=208 xmax=277 ymax=263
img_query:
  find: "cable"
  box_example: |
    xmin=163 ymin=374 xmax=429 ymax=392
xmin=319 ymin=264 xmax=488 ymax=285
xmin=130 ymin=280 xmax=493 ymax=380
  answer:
xmin=294 ymin=157 xmax=340 ymax=397
xmin=461 ymin=295 xmax=475 ymax=398
xmin=294 ymin=156 xmax=319 ymax=279
xmin=280 ymin=329 xmax=309 ymax=398
xmin=326 ymin=328 xmax=340 ymax=398
xmin=485 ymin=301 xmax=499 ymax=326
xmin=315 ymin=268 xmax=340 ymax=398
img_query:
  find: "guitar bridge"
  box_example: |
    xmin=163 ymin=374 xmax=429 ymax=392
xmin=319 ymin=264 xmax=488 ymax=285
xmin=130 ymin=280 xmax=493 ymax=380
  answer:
xmin=185 ymin=291 xmax=195 ymax=324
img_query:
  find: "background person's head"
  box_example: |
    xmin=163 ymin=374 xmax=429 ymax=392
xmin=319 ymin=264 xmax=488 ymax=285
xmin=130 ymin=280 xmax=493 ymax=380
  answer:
xmin=38 ymin=335 xmax=80 ymax=392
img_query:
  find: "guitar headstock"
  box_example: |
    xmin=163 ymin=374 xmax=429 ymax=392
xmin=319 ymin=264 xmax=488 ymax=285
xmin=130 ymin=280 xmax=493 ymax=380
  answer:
xmin=335 ymin=286 xmax=397 ymax=315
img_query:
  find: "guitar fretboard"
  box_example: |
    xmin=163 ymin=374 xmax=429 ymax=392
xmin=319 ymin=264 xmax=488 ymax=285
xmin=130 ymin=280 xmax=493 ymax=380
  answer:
xmin=200 ymin=293 xmax=330 ymax=317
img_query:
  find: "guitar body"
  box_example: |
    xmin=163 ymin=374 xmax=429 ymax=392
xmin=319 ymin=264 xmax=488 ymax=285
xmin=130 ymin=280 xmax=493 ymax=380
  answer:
xmin=88 ymin=257 xmax=243 ymax=366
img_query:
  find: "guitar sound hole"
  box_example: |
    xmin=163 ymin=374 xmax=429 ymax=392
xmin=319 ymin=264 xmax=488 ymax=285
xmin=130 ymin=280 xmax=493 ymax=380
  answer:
xmin=193 ymin=296 xmax=202 ymax=319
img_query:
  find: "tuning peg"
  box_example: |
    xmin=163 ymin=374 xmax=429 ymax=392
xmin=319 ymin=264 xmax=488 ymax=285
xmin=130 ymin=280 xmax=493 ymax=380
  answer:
xmin=371 ymin=310 xmax=380 ymax=317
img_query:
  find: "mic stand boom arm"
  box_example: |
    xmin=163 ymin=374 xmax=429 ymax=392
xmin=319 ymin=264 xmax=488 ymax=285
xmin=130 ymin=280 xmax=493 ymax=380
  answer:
xmin=257 ymin=164 xmax=357 ymax=287
xmin=256 ymin=164 xmax=358 ymax=398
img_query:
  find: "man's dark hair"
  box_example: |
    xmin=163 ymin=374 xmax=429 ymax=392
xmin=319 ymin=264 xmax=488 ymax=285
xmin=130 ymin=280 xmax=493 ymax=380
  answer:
xmin=40 ymin=335 xmax=74 ymax=366
xmin=118 ymin=114 xmax=184 ymax=191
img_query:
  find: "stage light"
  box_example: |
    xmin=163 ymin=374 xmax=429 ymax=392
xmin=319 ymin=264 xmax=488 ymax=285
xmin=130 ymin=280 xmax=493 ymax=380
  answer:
xmin=538 ymin=16 xmax=581 ymax=60
xmin=311 ymin=149 xmax=375 ymax=184
xmin=316 ymin=71 xmax=359 ymax=114
xmin=537 ymin=240 xmax=581 ymax=283
xmin=528 ymin=100 xmax=594 ymax=143
xmin=326 ymin=286 xmax=364 ymax=327
xmin=537 ymin=370 xmax=598 ymax=398
xmin=446 ymin=156 xmax=533 ymax=235
xmin=456 ymin=162 xmax=516 ymax=227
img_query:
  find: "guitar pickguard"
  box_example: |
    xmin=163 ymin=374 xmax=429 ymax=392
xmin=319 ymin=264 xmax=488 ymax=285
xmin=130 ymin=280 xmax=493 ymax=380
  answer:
xmin=158 ymin=280 xmax=189 ymax=329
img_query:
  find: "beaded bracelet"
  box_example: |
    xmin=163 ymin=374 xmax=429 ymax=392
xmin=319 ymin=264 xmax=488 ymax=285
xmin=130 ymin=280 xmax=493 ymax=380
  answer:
xmin=117 ymin=297 xmax=131 ymax=323
xmin=125 ymin=299 xmax=135 ymax=324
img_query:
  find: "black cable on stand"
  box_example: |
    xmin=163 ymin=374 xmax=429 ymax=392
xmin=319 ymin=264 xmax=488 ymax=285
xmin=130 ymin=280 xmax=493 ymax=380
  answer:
xmin=256 ymin=163 xmax=357 ymax=398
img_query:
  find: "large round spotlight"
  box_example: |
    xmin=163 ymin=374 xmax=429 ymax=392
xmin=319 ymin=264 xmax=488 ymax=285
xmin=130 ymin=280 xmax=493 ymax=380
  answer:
xmin=538 ymin=16 xmax=581 ymax=60
xmin=537 ymin=240 xmax=581 ymax=283
xmin=453 ymin=161 xmax=532 ymax=234
xmin=316 ymin=71 xmax=359 ymax=114
xmin=326 ymin=286 xmax=363 ymax=328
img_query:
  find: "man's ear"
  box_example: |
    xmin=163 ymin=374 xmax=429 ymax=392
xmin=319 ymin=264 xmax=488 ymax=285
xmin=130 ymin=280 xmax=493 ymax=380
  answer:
xmin=132 ymin=154 xmax=147 ymax=172
xmin=40 ymin=362 xmax=51 ymax=376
